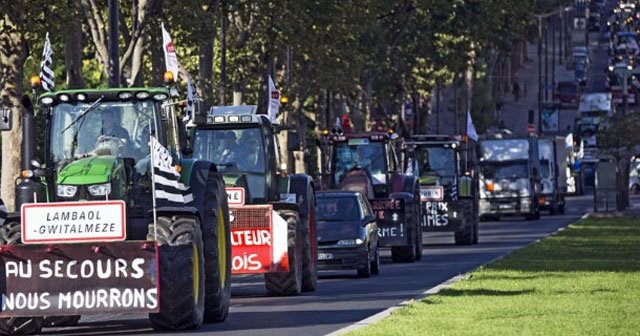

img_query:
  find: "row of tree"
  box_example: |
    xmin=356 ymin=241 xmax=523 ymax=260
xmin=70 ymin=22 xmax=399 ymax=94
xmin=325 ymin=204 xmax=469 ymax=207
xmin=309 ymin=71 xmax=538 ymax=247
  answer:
xmin=0 ymin=0 xmax=568 ymax=209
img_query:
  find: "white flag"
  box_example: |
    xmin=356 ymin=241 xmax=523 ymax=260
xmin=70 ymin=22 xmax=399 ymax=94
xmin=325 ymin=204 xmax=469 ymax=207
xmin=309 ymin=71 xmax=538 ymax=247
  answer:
xmin=39 ymin=32 xmax=55 ymax=91
xmin=185 ymin=76 xmax=197 ymax=122
xmin=268 ymin=76 xmax=280 ymax=123
xmin=466 ymin=111 xmax=479 ymax=141
xmin=150 ymin=136 xmax=193 ymax=204
xmin=161 ymin=23 xmax=180 ymax=79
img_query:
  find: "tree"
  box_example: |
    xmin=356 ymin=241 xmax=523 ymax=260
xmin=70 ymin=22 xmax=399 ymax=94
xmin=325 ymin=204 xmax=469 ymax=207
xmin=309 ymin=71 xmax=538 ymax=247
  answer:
xmin=0 ymin=1 xmax=28 ymax=212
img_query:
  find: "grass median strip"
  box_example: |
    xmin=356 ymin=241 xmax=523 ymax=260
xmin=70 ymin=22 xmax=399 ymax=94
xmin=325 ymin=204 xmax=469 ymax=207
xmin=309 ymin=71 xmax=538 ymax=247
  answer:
xmin=348 ymin=218 xmax=640 ymax=335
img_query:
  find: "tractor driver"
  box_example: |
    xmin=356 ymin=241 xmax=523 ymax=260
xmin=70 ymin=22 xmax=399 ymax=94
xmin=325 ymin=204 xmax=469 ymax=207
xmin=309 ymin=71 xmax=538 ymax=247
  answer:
xmin=97 ymin=107 xmax=131 ymax=156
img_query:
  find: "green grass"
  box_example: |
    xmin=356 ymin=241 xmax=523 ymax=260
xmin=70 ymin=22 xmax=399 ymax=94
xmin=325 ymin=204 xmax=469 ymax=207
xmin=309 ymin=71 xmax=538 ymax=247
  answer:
xmin=349 ymin=218 xmax=640 ymax=336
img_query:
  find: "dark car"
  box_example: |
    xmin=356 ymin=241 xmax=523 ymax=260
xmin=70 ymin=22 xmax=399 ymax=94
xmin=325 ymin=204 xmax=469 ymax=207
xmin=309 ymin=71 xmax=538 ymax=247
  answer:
xmin=315 ymin=191 xmax=380 ymax=278
xmin=555 ymin=81 xmax=581 ymax=108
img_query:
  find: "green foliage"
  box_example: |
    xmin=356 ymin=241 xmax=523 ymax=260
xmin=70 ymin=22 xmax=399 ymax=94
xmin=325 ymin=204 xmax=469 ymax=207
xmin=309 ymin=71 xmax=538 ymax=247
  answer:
xmin=598 ymin=114 xmax=640 ymax=160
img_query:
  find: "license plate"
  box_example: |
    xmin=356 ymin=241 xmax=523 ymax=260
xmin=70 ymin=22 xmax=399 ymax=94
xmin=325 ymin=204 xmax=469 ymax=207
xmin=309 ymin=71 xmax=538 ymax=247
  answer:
xmin=499 ymin=204 xmax=512 ymax=209
xmin=318 ymin=253 xmax=334 ymax=260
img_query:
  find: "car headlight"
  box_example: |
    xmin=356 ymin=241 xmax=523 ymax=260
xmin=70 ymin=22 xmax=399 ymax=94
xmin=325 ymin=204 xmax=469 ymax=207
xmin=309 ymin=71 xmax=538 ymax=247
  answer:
xmin=57 ymin=185 xmax=78 ymax=198
xmin=337 ymin=238 xmax=364 ymax=246
xmin=88 ymin=183 xmax=111 ymax=196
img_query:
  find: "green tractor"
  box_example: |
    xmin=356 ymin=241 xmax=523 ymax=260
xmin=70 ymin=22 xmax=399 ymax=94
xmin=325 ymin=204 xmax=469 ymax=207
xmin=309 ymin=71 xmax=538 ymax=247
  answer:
xmin=188 ymin=105 xmax=318 ymax=296
xmin=0 ymin=84 xmax=231 ymax=334
xmin=406 ymin=135 xmax=479 ymax=245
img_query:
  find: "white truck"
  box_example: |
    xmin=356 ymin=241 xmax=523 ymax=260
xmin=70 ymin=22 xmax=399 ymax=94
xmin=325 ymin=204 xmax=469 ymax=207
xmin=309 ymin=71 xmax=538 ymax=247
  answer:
xmin=538 ymin=137 xmax=568 ymax=215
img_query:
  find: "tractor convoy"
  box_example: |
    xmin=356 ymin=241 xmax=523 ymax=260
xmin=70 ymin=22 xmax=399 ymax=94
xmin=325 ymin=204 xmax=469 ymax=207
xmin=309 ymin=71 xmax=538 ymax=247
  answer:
xmin=0 ymin=71 xmax=566 ymax=335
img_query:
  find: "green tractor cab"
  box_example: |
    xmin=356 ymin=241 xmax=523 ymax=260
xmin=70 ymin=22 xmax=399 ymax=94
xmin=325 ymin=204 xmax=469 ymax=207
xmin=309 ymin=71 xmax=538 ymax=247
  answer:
xmin=0 ymin=87 xmax=231 ymax=334
xmin=189 ymin=105 xmax=318 ymax=296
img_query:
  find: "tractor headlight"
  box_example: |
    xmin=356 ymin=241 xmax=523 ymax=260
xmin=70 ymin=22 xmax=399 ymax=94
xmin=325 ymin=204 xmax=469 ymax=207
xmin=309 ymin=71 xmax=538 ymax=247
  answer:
xmin=336 ymin=238 xmax=364 ymax=246
xmin=88 ymin=183 xmax=111 ymax=196
xmin=57 ymin=185 xmax=78 ymax=198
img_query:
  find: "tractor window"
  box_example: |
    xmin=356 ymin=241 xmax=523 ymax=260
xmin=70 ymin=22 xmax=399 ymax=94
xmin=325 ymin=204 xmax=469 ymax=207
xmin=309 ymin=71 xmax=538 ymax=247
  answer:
xmin=332 ymin=141 xmax=386 ymax=186
xmin=192 ymin=127 xmax=265 ymax=174
xmin=50 ymin=101 xmax=156 ymax=171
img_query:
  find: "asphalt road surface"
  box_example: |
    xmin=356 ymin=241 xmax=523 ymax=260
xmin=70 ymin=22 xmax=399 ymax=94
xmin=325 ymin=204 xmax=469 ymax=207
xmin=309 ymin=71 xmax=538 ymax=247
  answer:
xmin=42 ymin=194 xmax=594 ymax=336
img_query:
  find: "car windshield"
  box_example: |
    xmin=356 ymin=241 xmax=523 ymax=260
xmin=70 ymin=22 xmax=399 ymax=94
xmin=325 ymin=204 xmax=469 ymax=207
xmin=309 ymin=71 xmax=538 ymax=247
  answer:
xmin=191 ymin=127 xmax=266 ymax=174
xmin=332 ymin=140 xmax=386 ymax=185
xmin=50 ymin=100 xmax=155 ymax=171
xmin=480 ymin=161 xmax=529 ymax=179
xmin=315 ymin=196 xmax=360 ymax=221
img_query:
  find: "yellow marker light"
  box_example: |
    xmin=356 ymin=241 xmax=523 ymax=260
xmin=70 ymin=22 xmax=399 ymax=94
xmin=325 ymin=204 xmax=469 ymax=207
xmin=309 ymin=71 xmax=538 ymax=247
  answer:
xmin=280 ymin=96 xmax=289 ymax=106
xmin=21 ymin=170 xmax=34 ymax=178
xmin=321 ymin=129 xmax=329 ymax=136
xmin=486 ymin=182 xmax=495 ymax=191
xmin=176 ymin=164 xmax=182 ymax=173
xmin=30 ymin=75 xmax=41 ymax=89
xmin=163 ymin=71 xmax=175 ymax=84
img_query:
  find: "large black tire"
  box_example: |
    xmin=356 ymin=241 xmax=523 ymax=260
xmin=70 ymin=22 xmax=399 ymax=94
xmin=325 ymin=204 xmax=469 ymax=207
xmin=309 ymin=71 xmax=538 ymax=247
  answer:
xmin=148 ymin=215 xmax=205 ymax=331
xmin=370 ymin=247 xmax=380 ymax=275
xmin=0 ymin=222 xmax=45 ymax=336
xmin=300 ymin=189 xmax=318 ymax=292
xmin=454 ymin=200 xmax=474 ymax=245
xmin=356 ymin=249 xmax=372 ymax=278
xmin=265 ymin=210 xmax=302 ymax=296
xmin=414 ymin=200 xmax=423 ymax=260
xmin=472 ymin=207 xmax=480 ymax=244
xmin=391 ymin=198 xmax=422 ymax=263
xmin=201 ymin=174 xmax=232 ymax=323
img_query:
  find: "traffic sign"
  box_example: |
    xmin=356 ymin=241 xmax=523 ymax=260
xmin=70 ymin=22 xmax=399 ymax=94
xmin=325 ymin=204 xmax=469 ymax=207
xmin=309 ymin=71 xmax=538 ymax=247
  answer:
xmin=527 ymin=124 xmax=537 ymax=133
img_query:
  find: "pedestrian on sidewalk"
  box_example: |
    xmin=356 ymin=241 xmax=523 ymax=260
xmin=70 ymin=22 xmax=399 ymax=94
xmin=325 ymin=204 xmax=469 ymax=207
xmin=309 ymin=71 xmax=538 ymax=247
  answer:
xmin=512 ymin=81 xmax=521 ymax=102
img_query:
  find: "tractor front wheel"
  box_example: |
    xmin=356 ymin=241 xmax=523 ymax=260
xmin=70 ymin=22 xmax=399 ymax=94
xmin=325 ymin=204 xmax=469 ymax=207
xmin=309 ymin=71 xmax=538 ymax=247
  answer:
xmin=148 ymin=215 xmax=205 ymax=331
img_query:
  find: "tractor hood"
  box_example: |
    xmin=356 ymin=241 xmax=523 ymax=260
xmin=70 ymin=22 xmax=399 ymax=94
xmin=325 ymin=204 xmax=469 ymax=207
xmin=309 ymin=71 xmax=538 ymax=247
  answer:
xmin=57 ymin=156 xmax=117 ymax=185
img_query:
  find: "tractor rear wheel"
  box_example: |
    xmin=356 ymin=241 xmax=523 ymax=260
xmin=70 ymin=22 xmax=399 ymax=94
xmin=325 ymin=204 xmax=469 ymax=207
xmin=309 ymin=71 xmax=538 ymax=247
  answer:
xmin=391 ymin=206 xmax=417 ymax=263
xmin=300 ymin=191 xmax=318 ymax=292
xmin=265 ymin=210 xmax=302 ymax=296
xmin=202 ymin=174 xmax=231 ymax=323
xmin=454 ymin=200 xmax=474 ymax=245
xmin=148 ymin=215 xmax=205 ymax=331
xmin=0 ymin=221 xmax=45 ymax=336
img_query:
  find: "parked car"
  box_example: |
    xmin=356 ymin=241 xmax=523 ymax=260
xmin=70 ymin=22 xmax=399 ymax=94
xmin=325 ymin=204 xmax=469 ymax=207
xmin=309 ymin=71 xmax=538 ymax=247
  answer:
xmin=315 ymin=190 xmax=380 ymax=278
xmin=555 ymin=81 xmax=581 ymax=107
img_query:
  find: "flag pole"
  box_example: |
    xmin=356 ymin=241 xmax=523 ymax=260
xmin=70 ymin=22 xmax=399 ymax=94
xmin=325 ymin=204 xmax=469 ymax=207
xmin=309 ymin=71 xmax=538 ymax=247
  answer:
xmin=148 ymin=122 xmax=158 ymax=240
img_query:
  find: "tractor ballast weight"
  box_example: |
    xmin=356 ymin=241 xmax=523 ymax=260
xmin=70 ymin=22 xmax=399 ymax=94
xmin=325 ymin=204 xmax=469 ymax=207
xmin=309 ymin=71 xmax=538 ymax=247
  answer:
xmin=189 ymin=105 xmax=318 ymax=295
xmin=0 ymin=86 xmax=232 ymax=335
xmin=319 ymin=127 xmax=422 ymax=263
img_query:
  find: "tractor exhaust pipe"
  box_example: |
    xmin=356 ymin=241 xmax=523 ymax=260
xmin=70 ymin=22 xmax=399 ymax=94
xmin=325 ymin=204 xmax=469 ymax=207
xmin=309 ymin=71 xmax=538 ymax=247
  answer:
xmin=15 ymin=95 xmax=45 ymax=210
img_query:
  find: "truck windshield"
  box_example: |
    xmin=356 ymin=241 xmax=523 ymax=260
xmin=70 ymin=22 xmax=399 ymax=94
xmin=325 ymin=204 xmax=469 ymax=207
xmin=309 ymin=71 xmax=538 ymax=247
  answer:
xmin=332 ymin=141 xmax=386 ymax=186
xmin=191 ymin=127 xmax=265 ymax=174
xmin=50 ymin=101 xmax=155 ymax=171
xmin=480 ymin=161 xmax=529 ymax=179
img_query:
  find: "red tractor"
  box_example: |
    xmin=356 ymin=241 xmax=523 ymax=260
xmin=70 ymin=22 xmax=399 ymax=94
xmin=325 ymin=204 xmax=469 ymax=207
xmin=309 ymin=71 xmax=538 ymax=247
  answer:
xmin=319 ymin=127 xmax=422 ymax=262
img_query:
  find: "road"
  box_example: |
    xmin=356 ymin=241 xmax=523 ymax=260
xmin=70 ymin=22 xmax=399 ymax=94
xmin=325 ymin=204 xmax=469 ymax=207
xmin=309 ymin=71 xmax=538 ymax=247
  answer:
xmin=43 ymin=195 xmax=594 ymax=336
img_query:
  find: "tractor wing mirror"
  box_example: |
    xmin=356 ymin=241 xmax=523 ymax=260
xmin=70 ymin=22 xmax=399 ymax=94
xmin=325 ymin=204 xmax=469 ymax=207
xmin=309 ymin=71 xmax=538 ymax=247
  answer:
xmin=287 ymin=131 xmax=301 ymax=151
xmin=0 ymin=106 xmax=11 ymax=131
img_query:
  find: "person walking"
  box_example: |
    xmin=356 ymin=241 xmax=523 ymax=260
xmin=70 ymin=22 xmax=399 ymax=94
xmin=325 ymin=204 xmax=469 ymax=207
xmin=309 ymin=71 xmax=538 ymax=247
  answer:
xmin=512 ymin=81 xmax=521 ymax=102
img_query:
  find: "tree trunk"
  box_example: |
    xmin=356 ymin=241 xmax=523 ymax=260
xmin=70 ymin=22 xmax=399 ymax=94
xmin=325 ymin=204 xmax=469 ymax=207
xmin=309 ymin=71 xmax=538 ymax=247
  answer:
xmin=0 ymin=6 xmax=28 ymax=212
xmin=65 ymin=1 xmax=85 ymax=89
xmin=198 ymin=40 xmax=214 ymax=105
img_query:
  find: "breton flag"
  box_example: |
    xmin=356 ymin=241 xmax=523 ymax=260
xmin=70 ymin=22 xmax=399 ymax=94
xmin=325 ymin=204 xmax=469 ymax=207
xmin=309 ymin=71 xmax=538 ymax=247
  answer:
xmin=0 ymin=198 xmax=6 ymax=226
xmin=161 ymin=23 xmax=180 ymax=79
xmin=466 ymin=111 xmax=479 ymax=141
xmin=150 ymin=136 xmax=193 ymax=204
xmin=39 ymin=32 xmax=55 ymax=91
xmin=184 ymin=76 xmax=197 ymax=123
xmin=267 ymin=76 xmax=280 ymax=123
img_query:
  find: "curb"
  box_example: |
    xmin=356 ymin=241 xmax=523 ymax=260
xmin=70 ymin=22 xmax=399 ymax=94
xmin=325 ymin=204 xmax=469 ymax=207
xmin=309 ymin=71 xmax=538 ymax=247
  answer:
xmin=325 ymin=214 xmax=587 ymax=336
